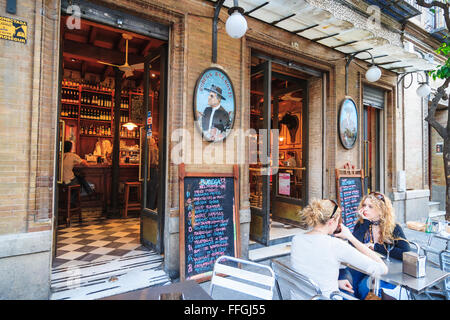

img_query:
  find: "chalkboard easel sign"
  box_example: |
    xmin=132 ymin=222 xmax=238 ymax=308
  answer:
xmin=335 ymin=163 xmax=365 ymax=233
xmin=179 ymin=164 xmax=240 ymax=282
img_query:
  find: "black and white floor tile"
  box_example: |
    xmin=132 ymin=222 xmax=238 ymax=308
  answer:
xmin=54 ymin=218 xmax=149 ymax=268
xmin=51 ymin=218 xmax=171 ymax=300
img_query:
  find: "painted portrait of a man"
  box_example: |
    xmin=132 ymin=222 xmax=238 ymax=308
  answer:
xmin=194 ymin=68 xmax=235 ymax=142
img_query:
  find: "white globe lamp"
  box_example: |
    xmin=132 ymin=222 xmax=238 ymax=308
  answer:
xmin=416 ymin=82 xmax=431 ymax=97
xmin=365 ymin=65 xmax=382 ymax=82
xmin=225 ymin=9 xmax=247 ymax=39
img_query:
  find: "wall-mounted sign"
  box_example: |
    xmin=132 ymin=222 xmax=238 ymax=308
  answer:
xmin=193 ymin=67 xmax=236 ymax=142
xmin=436 ymin=142 xmax=443 ymax=155
xmin=278 ymin=173 xmax=291 ymax=196
xmin=0 ymin=16 xmax=27 ymax=44
xmin=338 ymin=97 xmax=358 ymax=149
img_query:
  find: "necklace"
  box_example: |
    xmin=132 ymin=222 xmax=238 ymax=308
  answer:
xmin=371 ymin=220 xmax=381 ymax=226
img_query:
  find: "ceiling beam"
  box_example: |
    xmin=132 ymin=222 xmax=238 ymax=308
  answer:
xmin=63 ymin=39 xmax=143 ymax=65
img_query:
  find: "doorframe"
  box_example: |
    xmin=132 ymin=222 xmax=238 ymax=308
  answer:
xmin=249 ymin=52 xmax=313 ymax=244
xmin=53 ymin=2 xmax=170 ymax=260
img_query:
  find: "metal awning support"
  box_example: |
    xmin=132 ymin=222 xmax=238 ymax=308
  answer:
xmin=294 ymin=24 xmax=319 ymax=34
xmin=209 ymin=0 xmax=437 ymax=73
xmin=271 ymin=13 xmax=295 ymax=26
xmin=244 ymin=1 xmax=269 ymax=15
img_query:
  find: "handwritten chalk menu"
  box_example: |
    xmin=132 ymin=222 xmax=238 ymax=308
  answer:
xmin=335 ymin=169 xmax=364 ymax=233
xmin=179 ymin=164 xmax=240 ymax=282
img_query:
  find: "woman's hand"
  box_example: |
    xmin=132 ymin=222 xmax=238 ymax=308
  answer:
xmin=338 ymin=280 xmax=354 ymax=294
xmin=334 ymin=224 xmax=353 ymax=241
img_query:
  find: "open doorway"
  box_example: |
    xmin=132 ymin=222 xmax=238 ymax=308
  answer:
xmin=51 ymin=11 xmax=170 ymax=299
xmin=249 ymin=53 xmax=309 ymax=247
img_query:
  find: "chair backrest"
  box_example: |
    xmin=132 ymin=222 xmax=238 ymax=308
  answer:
xmin=209 ymin=255 xmax=276 ymax=300
xmin=439 ymin=250 xmax=450 ymax=299
xmin=270 ymin=256 xmax=327 ymax=300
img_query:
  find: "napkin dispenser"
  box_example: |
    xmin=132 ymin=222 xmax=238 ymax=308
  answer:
xmin=402 ymin=241 xmax=426 ymax=278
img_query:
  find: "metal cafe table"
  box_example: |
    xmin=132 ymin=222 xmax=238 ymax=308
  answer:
xmin=100 ymin=280 xmax=213 ymax=300
xmin=344 ymin=257 xmax=449 ymax=299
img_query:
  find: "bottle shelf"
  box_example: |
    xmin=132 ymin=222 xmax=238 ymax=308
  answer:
xmin=60 ymin=116 xmax=78 ymax=120
xmin=61 ymin=101 xmax=79 ymax=105
xmin=81 ymin=104 xmax=112 ymax=110
xmin=80 ymin=134 xmax=112 ymax=138
xmin=81 ymin=88 xmax=113 ymax=94
xmin=80 ymin=119 xmax=112 ymax=124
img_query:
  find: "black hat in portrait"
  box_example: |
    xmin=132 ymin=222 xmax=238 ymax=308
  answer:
xmin=204 ymin=85 xmax=226 ymax=101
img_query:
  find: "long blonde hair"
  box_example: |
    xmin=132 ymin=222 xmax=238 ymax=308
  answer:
xmin=297 ymin=199 xmax=341 ymax=230
xmin=358 ymin=193 xmax=396 ymax=243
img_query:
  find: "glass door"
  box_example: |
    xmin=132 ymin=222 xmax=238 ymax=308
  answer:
xmin=249 ymin=60 xmax=271 ymax=245
xmin=271 ymin=76 xmax=307 ymax=226
xmin=140 ymin=45 xmax=167 ymax=253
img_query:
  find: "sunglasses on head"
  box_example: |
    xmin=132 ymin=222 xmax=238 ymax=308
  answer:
xmin=369 ymin=192 xmax=385 ymax=203
xmin=329 ymin=199 xmax=339 ymax=219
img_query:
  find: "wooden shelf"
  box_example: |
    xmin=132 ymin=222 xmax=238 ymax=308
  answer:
xmin=81 ymin=87 xmax=113 ymax=94
xmin=81 ymin=104 xmax=112 ymax=109
xmin=80 ymin=134 xmax=112 ymax=138
xmin=61 ymin=101 xmax=79 ymax=105
xmin=80 ymin=119 xmax=111 ymax=124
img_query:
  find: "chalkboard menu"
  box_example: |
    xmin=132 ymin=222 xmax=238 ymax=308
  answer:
xmin=335 ymin=169 xmax=364 ymax=232
xmin=179 ymin=164 xmax=240 ymax=282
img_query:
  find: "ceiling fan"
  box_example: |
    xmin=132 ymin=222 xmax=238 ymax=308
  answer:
xmin=97 ymin=33 xmax=144 ymax=78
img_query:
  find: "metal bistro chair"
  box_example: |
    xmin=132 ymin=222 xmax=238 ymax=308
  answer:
xmin=270 ymin=256 xmax=358 ymax=300
xmin=440 ymin=250 xmax=450 ymax=300
xmin=209 ymin=255 xmax=276 ymax=300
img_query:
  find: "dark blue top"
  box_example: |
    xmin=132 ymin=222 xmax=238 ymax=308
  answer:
xmin=353 ymin=219 xmax=410 ymax=261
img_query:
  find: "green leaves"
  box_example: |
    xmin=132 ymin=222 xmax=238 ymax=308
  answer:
xmin=429 ymin=64 xmax=450 ymax=81
xmin=431 ymin=43 xmax=450 ymax=80
xmin=436 ymin=42 xmax=450 ymax=56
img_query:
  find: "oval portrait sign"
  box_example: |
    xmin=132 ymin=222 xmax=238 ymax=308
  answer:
xmin=339 ymin=98 xmax=358 ymax=149
xmin=194 ymin=68 xmax=236 ymax=142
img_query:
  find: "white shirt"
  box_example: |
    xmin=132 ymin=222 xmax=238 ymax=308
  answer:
xmin=290 ymin=233 xmax=387 ymax=298
xmin=63 ymin=152 xmax=82 ymax=184
xmin=208 ymin=105 xmax=221 ymax=131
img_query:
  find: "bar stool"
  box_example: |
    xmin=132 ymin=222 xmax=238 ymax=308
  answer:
xmin=123 ymin=182 xmax=141 ymax=218
xmin=58 ymin=184 xmax=82 ymax=227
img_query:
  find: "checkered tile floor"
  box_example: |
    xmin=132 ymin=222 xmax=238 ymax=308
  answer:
xmin=54 ymin=218 xmax=149 ymax=269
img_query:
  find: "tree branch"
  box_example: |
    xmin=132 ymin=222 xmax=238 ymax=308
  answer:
xmin=426 ymin=78 xmax=450 ymax=139
xmin=416 ymin=0 xmax=450 ymax=31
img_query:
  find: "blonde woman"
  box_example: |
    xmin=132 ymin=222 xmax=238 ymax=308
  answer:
xmin=290 ymin=199 xmax=387 ymax=299
xmin=340 ymin=192 xmax=410 ymax=299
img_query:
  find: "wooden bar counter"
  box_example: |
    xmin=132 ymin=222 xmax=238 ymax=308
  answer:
xmin=75 ymin=163 xmax=139 ymax=212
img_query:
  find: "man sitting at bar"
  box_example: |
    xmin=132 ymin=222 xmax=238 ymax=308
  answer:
xmin=63 ymin=141 xmax=93 ymax=204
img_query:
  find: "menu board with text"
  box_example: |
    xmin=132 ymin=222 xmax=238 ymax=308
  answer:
xmin=335 ymin=169 xmax=364 ymax=233
xmin=179 ymin=164 xmax=240 ymax=282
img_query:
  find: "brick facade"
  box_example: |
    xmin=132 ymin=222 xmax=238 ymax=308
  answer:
xmin=0 ymin=0 xmax=428 ymax=298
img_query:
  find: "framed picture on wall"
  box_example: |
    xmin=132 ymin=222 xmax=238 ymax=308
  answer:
xmin=338 ymin=98 xmax=358 ymax=149
xmin=193 ymin=67 xmax=236 ymax=142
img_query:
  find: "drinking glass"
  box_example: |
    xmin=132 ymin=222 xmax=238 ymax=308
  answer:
xmin=385 ymin=242 xmax=394 ymax=262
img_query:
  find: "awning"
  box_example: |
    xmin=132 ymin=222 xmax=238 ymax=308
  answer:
xmin=212 ymin=0 xmax=437 ymax=73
